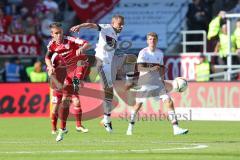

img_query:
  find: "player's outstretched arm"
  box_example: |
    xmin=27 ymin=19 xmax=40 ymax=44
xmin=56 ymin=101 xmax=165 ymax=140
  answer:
xmin=45 ymin=52 xmax=55 ymax=76
xmin=70 ymin=23 xmax=98 ymax=32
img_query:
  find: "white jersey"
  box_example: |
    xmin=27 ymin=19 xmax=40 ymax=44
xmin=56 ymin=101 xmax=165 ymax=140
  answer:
xmin=137 ymin=47 xmax=164 ymax=64
xmin=95 ymin=24 xmax=119 ymax=64
xmin=136 ymin=47 xmax=169 ymax=103
xmin=137 ymin=47 xmax=164 ymax=75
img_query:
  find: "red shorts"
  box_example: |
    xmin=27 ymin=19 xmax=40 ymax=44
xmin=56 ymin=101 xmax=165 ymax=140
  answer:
xmin=52 ymin=90 xmax=63 ymax=105
xmin=51 ymin=89 xmax=79 ymax=104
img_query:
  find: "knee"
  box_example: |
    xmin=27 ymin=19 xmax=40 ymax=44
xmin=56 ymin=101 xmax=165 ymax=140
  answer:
xmin=52 ymin=104 xmax=59 ymax=113
xmin=72 ymin=98 xmax=80 ymax=107
xmin=62 ymin=97 xmax=71 ymax=106
xmin=164 ymin=98 xmax=173 ymax=107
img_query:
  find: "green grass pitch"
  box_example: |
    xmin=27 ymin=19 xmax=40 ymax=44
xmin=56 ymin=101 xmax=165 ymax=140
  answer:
xmin=0 ymin=118 xmax=240 ymax=160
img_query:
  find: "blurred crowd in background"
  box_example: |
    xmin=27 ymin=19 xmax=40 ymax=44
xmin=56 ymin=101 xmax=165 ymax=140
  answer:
xmin=0 ymin=0 xmax=69 ymax=83
xmin=1 ymin=0 xmax=240 ymax=83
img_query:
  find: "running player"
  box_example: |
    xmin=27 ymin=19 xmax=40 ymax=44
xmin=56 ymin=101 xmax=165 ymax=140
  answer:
xmin=126 ymin=32 xmax=189 ymax=136
xmin=70 ymin=15 xmax=125 ymax=133
xmin=45 ymin=22 xmax=90 ymax=141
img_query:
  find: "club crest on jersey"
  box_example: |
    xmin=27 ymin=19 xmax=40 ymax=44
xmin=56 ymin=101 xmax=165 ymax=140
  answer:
xmin=106 ymin=35 xmax=117 ymax=48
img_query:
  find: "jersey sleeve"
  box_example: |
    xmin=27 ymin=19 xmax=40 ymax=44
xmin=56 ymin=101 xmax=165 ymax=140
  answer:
xmin=97 ymin=24 xmax=110 ymax=32
xmin=66 ymin=36 xmax=88 ymax=47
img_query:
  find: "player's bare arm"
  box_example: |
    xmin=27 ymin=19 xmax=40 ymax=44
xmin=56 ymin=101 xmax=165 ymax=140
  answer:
xmin=137 ymin=63 xmax=160 ymax=72
xmin=45 ymin=51 xmax=55 ymax=76
xmin=70 ymin=23 xmax=98 ymax=32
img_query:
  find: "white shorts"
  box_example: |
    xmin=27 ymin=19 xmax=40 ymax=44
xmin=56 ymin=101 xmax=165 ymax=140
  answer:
xmin=134 ymin=70 xmax=171 ymax=103
xmin=135 ymin=85 xmax=171 ymax=103
xmin=96 ymin=55 xmax=126 ymax=89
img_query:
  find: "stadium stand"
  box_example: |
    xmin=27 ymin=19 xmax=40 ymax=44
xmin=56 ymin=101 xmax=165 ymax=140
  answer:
xmin=77 ymin=0 xmax=188 ymax=52
xmin=0 ymin=0 xmax=240 ymax=82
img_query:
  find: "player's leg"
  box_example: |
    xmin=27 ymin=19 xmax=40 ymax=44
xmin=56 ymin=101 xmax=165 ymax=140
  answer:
xmin=51 ymin=90 xmax=62 ymax=134
xmin=160 ymin=95 xmax=188 ymax=135
xmin=102 ymin=87 xmax=114 ymax=132
xmin=97 ymin=60 xmax=114 ymax=133
xmin=71 ymin=96 xmax=88 ymax=133
xmin=56 ymin=95 xmax=70 ymax=142
xmin=51 ymin=103 xmax=58 ymax=134
xmin=126 ymin=87 xmax=148 ymax=135
xmin=126 ymin=102 xmax=143 ymax=135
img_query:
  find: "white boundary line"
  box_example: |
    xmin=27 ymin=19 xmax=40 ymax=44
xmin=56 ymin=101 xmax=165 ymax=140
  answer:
xmin=0 ymin=143 xmax=208 ymax=154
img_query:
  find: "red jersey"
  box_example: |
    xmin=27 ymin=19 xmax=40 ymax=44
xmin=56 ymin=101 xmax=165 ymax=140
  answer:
xmin=45 ymin=36 xmax=89 ymax=79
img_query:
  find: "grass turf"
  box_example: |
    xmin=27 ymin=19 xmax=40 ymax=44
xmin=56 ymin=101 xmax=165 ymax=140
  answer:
xmin=0 ymin=118 xmax=240 ymax=160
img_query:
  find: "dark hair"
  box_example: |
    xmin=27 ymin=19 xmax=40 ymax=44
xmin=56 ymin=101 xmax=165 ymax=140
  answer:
xmin=49 ymin=22 xmax=62 ymax=28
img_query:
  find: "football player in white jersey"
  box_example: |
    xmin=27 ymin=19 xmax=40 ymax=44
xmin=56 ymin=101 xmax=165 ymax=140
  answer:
xmin=126 ymin=32 xmax=189 ymax=136
xmin=70 ymin=15 xmax=125 ymax=133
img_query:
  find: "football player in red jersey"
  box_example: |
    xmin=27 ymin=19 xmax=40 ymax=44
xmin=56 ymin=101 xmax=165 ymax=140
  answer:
xmin=45 ymin=22 xmax=90 ymax=142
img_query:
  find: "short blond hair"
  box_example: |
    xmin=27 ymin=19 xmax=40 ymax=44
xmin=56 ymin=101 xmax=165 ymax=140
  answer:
xmin=147 ymin=32 xmax=158 ymax=40
xmin=112 ymin=14 xmax=124 ymax=22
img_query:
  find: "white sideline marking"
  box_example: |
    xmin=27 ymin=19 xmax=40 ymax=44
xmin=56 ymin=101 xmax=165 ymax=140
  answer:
xmin=0 ymin=143 xmax=208 ymax=154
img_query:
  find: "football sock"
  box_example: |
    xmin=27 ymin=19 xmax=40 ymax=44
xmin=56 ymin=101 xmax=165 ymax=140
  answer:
xmin=60 ymin=106 xmax=69 ymax=130
xmin=74 ymin=107 xmax=82 ymax=127
xmin=130 ymin=110 xmax=137 ymax=124
xmin=103 ymin=99 xmax=112 ymax=124
xmin=51 ymin=112 xmax=58 ymax=131
xmin=168 ymin=110 xmax=179 ymax=128
xmin=103 ymin=113 xmax=111 ymax=124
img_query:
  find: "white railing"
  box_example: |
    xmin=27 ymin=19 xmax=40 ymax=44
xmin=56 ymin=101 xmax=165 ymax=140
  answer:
xmin=181 ymin=30 xmax=207 ymax=53
xmin=192 ymin=67 xmax=240 ymax=81
xmin=182 ymin=13 xmax=240 ymax=81
xmin=225 ymin=13 xmax=240 ymax=80
xmin=203 ymin=52 xmax=240 ymax=81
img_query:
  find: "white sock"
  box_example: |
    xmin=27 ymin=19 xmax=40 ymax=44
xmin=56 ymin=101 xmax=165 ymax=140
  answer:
xmin=127 ymin=123 xmax=134 ymax=132
xmin=103 ymin=114 xmax=110 ymax=124
xmin=168 ymin=110 xmax=179 ymax=129
xmin=130 ymin=110 xmax=137 ymax=124
xmin=103 ymin=99 xmax=112 ymax=113
xmin=173 ymin=124 xmax=179 ymax=131
xmin=103 ymin=99 xmax=112 ymax=124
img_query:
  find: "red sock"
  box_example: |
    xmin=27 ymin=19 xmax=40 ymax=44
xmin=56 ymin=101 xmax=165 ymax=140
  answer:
xmin=51 ymin=112 xmax=58 ymax=131
xmin=60 ymin=106 xmax=69 ymax=130
xmin=74 ymin=107 xmax=82 ymax=127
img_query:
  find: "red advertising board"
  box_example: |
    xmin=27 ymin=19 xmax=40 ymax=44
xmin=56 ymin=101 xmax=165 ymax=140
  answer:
xmin=0 ymin=83 xmax=50 ymax=117
xmin=0 ymin=33 xmax=41 ymax=56
xmin=164 ymin=54 xmax=201 ymax=80
xmin=171 ymin=82 xmax=240 ymax=108
xmin=112 ymin=82 xmax=240 ymax=121
xmin=1 ymin=82 xmax=240 ymax=120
